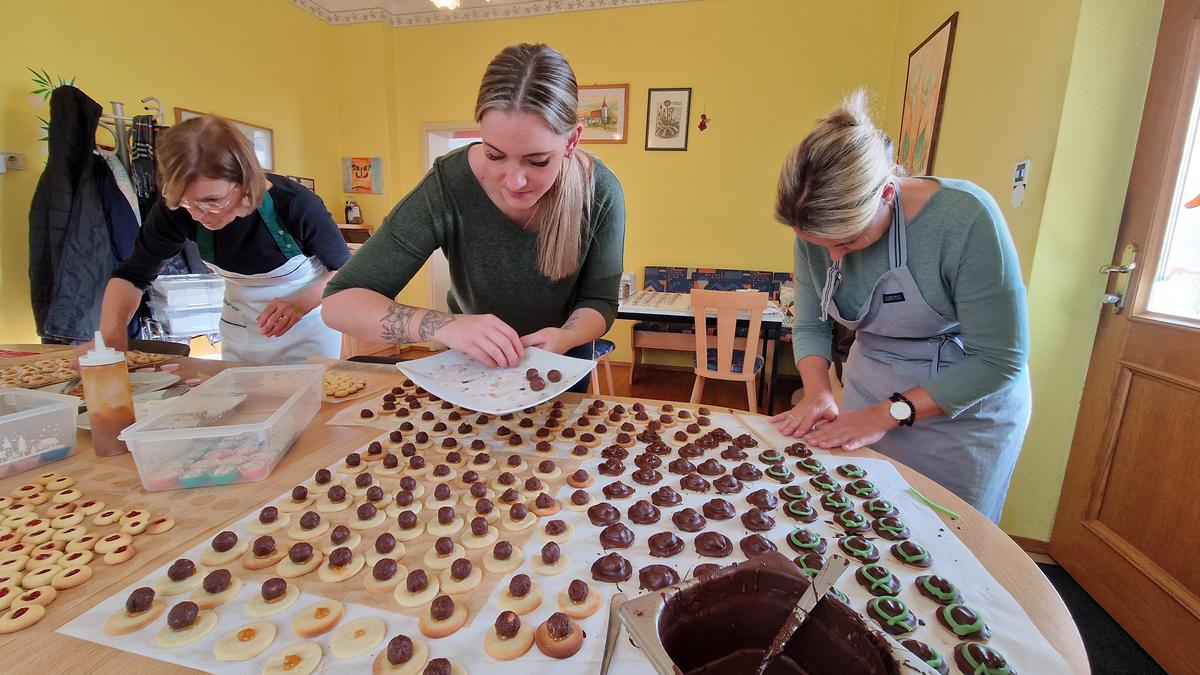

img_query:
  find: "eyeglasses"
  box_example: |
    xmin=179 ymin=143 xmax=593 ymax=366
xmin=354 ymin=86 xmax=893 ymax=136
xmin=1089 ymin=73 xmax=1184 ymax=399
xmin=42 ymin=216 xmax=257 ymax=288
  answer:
xmin=176 ymin=184 xmax=241 ymax=214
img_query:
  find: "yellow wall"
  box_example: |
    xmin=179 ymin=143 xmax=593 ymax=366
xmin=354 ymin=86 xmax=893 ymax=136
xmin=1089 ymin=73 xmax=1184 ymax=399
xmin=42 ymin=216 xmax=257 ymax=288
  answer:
xmin=0 ymin=0 xmax=342 ymax=343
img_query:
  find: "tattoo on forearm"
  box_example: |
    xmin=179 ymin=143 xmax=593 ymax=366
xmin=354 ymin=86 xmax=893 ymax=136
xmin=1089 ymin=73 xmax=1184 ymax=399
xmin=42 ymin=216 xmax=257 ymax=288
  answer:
xmin=380 ymin=303 xmax=417 ymax=344
xmin=418 ymin=311 xmax=456 ymax=341
xmin=561 ymin=314 xmax=580 ymax=331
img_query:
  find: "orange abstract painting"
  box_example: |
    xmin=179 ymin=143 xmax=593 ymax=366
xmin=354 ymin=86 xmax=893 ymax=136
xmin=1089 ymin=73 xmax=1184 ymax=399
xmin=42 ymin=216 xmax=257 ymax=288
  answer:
xmin=899 ymin=13 xmax=958 ymax=176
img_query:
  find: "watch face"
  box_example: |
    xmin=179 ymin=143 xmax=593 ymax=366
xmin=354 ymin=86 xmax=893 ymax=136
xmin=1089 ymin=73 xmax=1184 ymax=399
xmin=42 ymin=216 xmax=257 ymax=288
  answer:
xmin=889 ymin=401 xmax=909 ymax=421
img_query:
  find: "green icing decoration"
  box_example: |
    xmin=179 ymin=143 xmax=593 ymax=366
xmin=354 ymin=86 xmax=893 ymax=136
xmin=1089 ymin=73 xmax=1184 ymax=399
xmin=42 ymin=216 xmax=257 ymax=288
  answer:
xmin=842 ymin=536 xmax=876 ymax=558
xmin=924 ymin=649 xmax=946 ymax=670
xmin=838 ymin=511 xmax=868 ymax=528
xmin=942 ymin=603 xmax=986 ymax=636
xmin=839 ymin=464 xmax=865 ymax=477
xmin=866 ymin=499 xmax=896 ymax=515
xmin=921 ymin=575 xmax=959 ymax=601
xmin=797 ymin=458 xmax=824 ymax=473
xmin=767 ymin=466 xmax=792 ymax=479
xmin=812 ymin=475 xmax=839 ymax=490
xmin=793 ymin=557 xmax=822 ymax=578
xmin=786 ymin=500 xmax=813 ymax=517
xmin=878 ymin=518 xmax=908 ymax=536
xmin=860 ymin=564 xmax=894 ymax=592
xmin=828 ymin=587 xmax=850 ymax=604
xmin=781 ymin=486 xmax=809 ymax=500
xmin=823 ymin=494 xmax=852 ymax=510
xmin=759 ymin=451 xmax=783 ymax=463
xmin=961 ymin=644 xmax=1011 ymax=675
xmin=788 ymin=528 xmax=822 ymax=550
xmin=850 ymin=480 xmax=876 ymax=496
xmin=869 ymin=596 xmax=915 ymax=633
xmin=897 ymin=542 xmax=931 ymax=563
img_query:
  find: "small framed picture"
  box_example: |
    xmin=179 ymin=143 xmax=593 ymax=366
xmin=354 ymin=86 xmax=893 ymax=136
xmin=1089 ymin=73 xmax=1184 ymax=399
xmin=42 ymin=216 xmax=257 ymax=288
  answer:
xmin=288 ymin=176 xmax=316 ymax=192
xmin=577 ymin=84 xmax=629 ymax=144
xmin=645 ymin=88 xmax=692 ymax=151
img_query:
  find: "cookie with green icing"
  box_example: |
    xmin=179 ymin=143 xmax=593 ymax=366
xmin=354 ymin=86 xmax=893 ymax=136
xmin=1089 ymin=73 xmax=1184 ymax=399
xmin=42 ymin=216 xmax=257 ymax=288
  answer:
xmin=785 ymin=528 xmax=827 ymax=555
xmin=863 ymin=498 xmax=900 ymax=518
xmin=777 ymin=484 xmax=810 ymax=502
xmin=846 ymin=478 xmax=879 ymax=499
xmin=765 ymin=465 xmax=795 ymax=483
xmin=891 ymin=539 xmax=933 ymax=568
xmin=866 ymin=595 xmax=917 ymax=636
xmin=819 ymin=491 xmax=853 ymax=513
xmin=937 ymin=603 xmax=991 ymax=640
xmin=834 ymin=509 xmax=871 ymax=534
xmin=901 ymin=639 xmax=949 ymax=675
xmin=795 ymin=457 xmax=825 ymax=476
xmin=783 ymin=499 xmax=818 ymax=523
xmin=952 ymin=642 xmax=1012 ymax=675
xmin=809 ymin=474 xmax=841 ymax=494
xmin=837 ymin=534 xmax=879 ymax=563
xmin=791 ymin=551 xmax=825 ymax=578
xmin=871 ymin=516 xmax=911 ymax=541
xmin=783 ymin=442 xmax=812 ymax=458
xmin=836 ymin=463 xmax=867 ymax=479
xmin=915 ymin=574 xmax=963 ymax=605
xmin=854 ymin=563 xmax=900 ymax=597
xmin=757 ymin=450 xmax=784 ymax=465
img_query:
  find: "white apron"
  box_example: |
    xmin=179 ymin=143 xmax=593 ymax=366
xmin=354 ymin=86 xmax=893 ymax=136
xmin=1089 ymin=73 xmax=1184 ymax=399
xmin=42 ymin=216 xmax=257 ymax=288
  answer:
xmin=197 ymin=192 xmax=343 ymax=365
xmin=818 ymin=183 xmax=1032 ymax=522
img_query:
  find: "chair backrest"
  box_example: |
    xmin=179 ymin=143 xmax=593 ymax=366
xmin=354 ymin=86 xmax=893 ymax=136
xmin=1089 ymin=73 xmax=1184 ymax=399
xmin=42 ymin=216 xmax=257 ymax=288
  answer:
xmin=689 ymin=289 xmax=767 ymax=381
xmin=128 ymin=338 xmax=191 ymax=357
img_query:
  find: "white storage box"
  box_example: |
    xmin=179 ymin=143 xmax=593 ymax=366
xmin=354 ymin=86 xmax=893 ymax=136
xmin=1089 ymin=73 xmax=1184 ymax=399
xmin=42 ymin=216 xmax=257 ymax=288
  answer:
xmin=119 ymin=365 xmax=323 ymax=491
xmin=0 ymin=388 xmax=80 ymax=479
xmin=150 ymin=274 xmax=225 ymax=308
xmin=148 ymin=300 xmax=222 ymax=334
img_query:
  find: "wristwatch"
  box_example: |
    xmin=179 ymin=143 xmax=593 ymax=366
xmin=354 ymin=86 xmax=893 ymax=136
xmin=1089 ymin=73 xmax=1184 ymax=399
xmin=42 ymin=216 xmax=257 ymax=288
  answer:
xmin=887 ymin=392 xmax=916 ymax=427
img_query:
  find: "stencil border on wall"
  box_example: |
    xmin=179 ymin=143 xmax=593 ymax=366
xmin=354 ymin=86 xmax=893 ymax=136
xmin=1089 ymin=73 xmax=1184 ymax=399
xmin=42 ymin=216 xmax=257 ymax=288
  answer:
xmin=577 ymin=84 xmax=629 ymax=144
xmin=645 ymin=87 xmax=692 ymax=151
xmin=897 ymin=12 xmax=958 ymax=176
xmin=174 ymin=108 xmax=275 ymax=171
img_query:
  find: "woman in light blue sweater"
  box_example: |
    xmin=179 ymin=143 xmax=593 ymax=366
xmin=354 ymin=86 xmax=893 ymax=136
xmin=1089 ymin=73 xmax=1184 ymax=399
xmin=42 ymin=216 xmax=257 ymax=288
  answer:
xmin=771 ymin=91 xmax=1031 ymax=522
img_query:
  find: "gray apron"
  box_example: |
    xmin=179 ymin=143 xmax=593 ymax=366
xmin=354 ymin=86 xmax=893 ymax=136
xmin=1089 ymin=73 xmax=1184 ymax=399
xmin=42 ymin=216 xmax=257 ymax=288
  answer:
xmin=818 ymin=184 xmax=1031 ymax=522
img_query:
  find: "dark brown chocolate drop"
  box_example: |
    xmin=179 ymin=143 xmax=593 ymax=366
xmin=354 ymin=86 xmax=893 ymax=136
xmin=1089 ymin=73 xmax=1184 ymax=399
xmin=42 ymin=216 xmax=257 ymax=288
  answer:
xmin=166 ymin=601 xmax=199 ymax=630
xmin=125 ymin=587 xmax=155 ymax=613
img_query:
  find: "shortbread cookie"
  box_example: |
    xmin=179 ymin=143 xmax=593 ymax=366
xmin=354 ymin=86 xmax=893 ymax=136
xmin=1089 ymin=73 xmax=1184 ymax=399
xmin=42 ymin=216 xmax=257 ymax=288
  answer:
xmin=214 ymin=620 xmax=276 ymax=661
xmin=482 ymin=541 xmax=523 ymax=574
xmin=59 ymin=550 xmax=93 ymax=568
xmin=189 ymin=569 xmax=242 ymax=609
xmin=248 ymin=507 xmax=291 ymax=536
xmin=242 ymin=537 xmax=286 ymax=570
xmin=103 ymin=544 xmax=137 ymax=565
xmin=12 ymin=585 xmax=56 ymax=608
xmin=418 ymin=595 xmax=468 ymax=638
xmin=0 ymin=604 xmax=44 ymax=634
xmin=94 ymin=533 xmax=132 ymax=555
xmin=317 ymin=547 xmax=365 ymax=583
xmin=496 ymin=574 xmax=543 ymax=615
xmin=277 ymin=543 xmax=323 ymax=579
xmin=557 ymin=579 xmax=602 ymax=619
xmin=484 ymin=610 xmax=535 ymax=661
xmin=103 ymin=587 xmax=164 ymax=635
xmin=531 ymin=542 xmax=570 ymax=576
xmin=393 ymin=569 xmax=440 ymax=608
xmin=439 ymin=558 xmax=482 ymax=595
xmin=50 ymin=564 xmax=92 ymax=590
xmin=534 ymin=612 xmax=584 ymax=659
xmin=156 ymin=559 xmax=207 ymax=596
xmin=291 ymin=599 xmax=344 ymax=638
xmin=422 ymin=539 xmax=465 ymax=571
xmin=331 ymin=616 xmax=387 ymax=659
xmin=287 ymin=511 xmax=330 ymax=541
xmin=246 ymin=578 xmax=300 ymax=617
xmin=145 ymin=516 xmax=176 ymax=535
xmin=371 ymin=634 xmax=429 ymax=675
xmin=263 ymin=641 xmax=323 ymax=675
xmin=363 ymin=558 xmax=406 ymax=593
xmin=200 ymin=531 xmax=247 ymax=567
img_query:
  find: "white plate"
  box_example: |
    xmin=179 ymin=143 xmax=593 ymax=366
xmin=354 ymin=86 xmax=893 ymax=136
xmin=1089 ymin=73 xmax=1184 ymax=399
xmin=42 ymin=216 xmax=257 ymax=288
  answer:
xmin=396 ymin=347 xmax=595 ymax=415
xmin=43 ymin=372 xmax=180 ymax=398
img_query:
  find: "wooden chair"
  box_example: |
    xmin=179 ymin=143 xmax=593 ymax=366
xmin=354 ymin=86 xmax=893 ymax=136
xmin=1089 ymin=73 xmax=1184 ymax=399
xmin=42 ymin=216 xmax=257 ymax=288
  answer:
xmin=689 ymin=289 xmax=768 ymax=414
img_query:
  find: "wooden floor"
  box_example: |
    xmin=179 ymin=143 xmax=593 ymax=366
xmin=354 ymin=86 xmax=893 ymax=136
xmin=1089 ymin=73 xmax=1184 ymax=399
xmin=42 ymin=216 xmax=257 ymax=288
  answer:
xmin=599 ymin=363 xmax=798 ymax=414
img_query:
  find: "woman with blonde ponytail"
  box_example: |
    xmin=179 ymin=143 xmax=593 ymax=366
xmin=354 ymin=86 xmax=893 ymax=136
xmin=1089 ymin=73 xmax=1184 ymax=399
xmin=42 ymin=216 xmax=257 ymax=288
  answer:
xmin=324 ymin=43 xmax=625 ymax=389
xmin=771 ymin=91 xmax=1031 ymax=522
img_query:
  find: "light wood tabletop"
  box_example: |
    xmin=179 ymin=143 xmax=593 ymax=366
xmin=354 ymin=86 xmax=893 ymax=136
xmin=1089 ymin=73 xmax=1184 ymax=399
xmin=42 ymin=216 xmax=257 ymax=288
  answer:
xmin=0 ymin=357 xmax=1088 ymax=673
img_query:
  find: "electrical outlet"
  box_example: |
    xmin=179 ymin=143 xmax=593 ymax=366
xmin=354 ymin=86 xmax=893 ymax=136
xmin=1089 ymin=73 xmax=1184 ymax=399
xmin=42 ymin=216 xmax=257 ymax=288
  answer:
xmin=3 ymin=153 xmax=27 ymax=171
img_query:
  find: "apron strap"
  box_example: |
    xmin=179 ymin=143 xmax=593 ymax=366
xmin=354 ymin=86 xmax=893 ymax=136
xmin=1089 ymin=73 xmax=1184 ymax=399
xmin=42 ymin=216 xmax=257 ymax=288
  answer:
xmin=819 ymin=262 xmax=841 ymax=322
xmin=194 ymin=190 xmax=302 ymax=264
xmin=888 ymin=181 xmax=907 ymax=270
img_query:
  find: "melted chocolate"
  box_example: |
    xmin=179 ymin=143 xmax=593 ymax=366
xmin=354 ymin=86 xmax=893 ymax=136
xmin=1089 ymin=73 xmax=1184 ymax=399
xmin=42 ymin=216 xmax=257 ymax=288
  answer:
xmin=632 ymin=468 xmax=664 ymax=485
xmin=713 ymin=475 xmax=743 ymax=494
xmin=741 ymin=507 xmax=776 ymax=532
xmin=680 ymin=474 xmax=711 ymax=493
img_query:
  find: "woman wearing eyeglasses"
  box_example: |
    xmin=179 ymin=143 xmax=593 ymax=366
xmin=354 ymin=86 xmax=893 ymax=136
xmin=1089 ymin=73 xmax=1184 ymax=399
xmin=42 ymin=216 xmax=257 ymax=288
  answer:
xmin=96 ymin=116 xmax=350 ymax=364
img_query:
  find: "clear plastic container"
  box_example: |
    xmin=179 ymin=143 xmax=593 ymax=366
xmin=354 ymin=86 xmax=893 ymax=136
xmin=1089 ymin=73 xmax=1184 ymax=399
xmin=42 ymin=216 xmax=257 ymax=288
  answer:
xmin=0 ymin=388 xmax=81 ymax=479
xmin=148 ymin=300 xmax=222 ymax=334
xmin=119 ymin=364 xmax=323 ymax=491
xmin=149 ymin=274 xmax=226 ymax=308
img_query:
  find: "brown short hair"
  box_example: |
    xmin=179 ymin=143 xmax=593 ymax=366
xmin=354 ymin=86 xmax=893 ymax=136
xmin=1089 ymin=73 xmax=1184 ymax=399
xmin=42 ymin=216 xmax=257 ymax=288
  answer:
xmin=157 ymin=116 xmax=266 ymax=210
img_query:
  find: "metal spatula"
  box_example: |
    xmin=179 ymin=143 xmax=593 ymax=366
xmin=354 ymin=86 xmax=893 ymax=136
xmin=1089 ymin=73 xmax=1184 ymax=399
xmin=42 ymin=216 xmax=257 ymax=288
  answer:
xmin=755 ymin=554 xmax=852 ymax=674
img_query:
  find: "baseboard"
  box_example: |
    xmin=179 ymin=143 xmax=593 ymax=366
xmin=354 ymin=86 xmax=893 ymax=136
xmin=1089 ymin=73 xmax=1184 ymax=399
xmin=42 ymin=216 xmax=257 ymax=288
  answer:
xmin=1009 ymin=534 xmax=1050 ymax=555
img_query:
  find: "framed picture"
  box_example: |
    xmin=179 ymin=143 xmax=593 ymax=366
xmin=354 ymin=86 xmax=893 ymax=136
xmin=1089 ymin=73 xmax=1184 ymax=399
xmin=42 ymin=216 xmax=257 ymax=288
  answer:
xmin=898 ymin=12 xmax=958 ymax=176
xmin=175 ymin=108 xmax=274 ymax=170
xmin=288 ymin=175 xmax=316 ymax=192
xmin=342 ymin=157 xmax=383 ymax=194
xmin=577 ymin=84 xmax=629 ymax=143
xmin=645 ymin=88 xmax=692 ymax=151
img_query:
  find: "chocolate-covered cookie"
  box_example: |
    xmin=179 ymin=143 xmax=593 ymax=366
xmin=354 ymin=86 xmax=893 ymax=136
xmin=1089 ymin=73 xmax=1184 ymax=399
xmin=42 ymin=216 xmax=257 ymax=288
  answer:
xmin=599 ymin=523 xmax=635 ymax=550
xmin=783 ymin=499 xmax=818 ymax=523
xmin=746 ymin=488 xmax=778 ymax=511
xmin=901 ymin=639 xmax=949 ymax=675
xmin=838 ymin=535 xmax=880 ymax=563
xmin=872 ymin=516 xmax=911 ymax=541
xmin=952 ymin=643 xmax=1011 ymax=675
xmin=701 ymin=498 xmax=736 ymax=521
xmin=587 ymin=502 xmax=621 ymax=526
xmin=628 ymin=500 xmax=661 ymax=525
xmin=785 ymin=528 xmax=826 ymax=555
xmin=732 ymin=463 xmax=763 ymax=482
xmin=866 ymin=596 xmax=917 ymax=636
xmin=591 ymin=552 xmax=632 ymax=583
xmin=651 ymin=486 xmax=682 ymax=507
xmin=892 ymin=540 xmax=933 ymax=568
xmin=915 ymin=574 xmax=963 ymax=605
xmin=846 ymin=478 xmax=879 ymax=499
xmin=739 ymin=534 xmax=777 ymax=558
xmin=936 ymin=603 xmax=990 ymax=640
xmin=648 ymin=532 xmax=684 ymax=558
xmin=638 ymin=564 xmax=680 ymax=591
xmin=671 ymin=508 xmax=706 ymax=532
xmin=855 ymin=563 xmax=901 ymax=597
xmin=694 ymin=532 xmax=733 ymax=558
xmin=740 ymin=507 xmax=775 ymax=532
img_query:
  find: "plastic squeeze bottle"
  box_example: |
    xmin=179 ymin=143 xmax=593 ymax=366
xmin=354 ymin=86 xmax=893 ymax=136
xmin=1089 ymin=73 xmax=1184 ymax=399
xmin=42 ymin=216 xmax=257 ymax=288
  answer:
xmin=79 ymin=331 xmax=135 ymax=457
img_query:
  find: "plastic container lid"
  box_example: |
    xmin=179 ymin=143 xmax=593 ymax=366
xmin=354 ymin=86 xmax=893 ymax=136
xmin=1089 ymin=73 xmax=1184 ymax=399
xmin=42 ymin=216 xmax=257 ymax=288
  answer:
xmin=78 ymin=331 xmax=124 ymax=367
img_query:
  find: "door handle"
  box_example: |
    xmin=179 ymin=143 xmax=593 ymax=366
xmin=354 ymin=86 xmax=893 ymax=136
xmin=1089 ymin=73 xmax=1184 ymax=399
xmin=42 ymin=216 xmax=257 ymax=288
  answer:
xmin=1099 ymin=244 xmax=1138 ymax=314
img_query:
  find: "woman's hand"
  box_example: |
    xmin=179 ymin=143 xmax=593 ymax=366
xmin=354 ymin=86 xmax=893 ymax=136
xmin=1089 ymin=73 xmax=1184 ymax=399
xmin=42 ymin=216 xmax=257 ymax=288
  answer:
xmin=434 ymin=313 xmax=524 ymax=368
xmin=770 ymin=389 xmax=839 ymax=437
xmin=257 ymin=298 xmax=307 ymax=337
xmin=519 ymin=327 xmax=573 ymax=355
xmin=802 ymin=403 xmax=894 ymax=451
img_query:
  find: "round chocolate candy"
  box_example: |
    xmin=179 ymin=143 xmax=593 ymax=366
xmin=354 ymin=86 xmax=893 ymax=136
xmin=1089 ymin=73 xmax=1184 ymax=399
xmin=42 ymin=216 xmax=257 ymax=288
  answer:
xmin=450 ymin=558 xmax=473 ymax=581
xmin=289 ymin=542 xmax=315 ymax=564
xmin=314 ymin=469 xmax=332 ymax=484
xmin=651 ymin=486 xmax=682 ymax=507
xmin=357 ymin=503 xmax=378 ymax=521
xmin=167 ymin=559 xmax=196 ymax=582
xmin=702 ymin=498 xmax=737 ymax=520
xmin=508 ymin=574 xmax=531 ymax=598
xmin=475 ymin=498 xmax=494 ymax=515
xmin=345 ymin=453 xmax=362 ymax=467
xmin=434 ymin=537 xmax=454 ymax=555
xmin=387 ymin=635 xmax=415 ymax=665
xmin=400 ymin=476 xmax=418 ymax=491
xmin=406 ymin=569 xmax=429 ymax=593
xmin=437 ymin=506 xmax=455 ymax=525
xmin=200 ymin=569 xmax=232 ymax=594
xmin=366 ymin=486 xmax=385 ymax=502
xmin=470 ymin=517 xmax=489 ymax=537
xmin=328 ymin=485 xmax=348 ymax=503
xmin=375 ymin=533 xmax=397 ymax=555
xmin=211 ymin=531 xmax=238 ymax=553
xmin=495 ymin=610 xmax=521 ymax=638
xmin=395 ymin=490 xmax=414 ymax=507
xmin=397 ymin=510 xmax=418 ymax=530
xmin=544 ymin=519 xmax=566 ymax=536
xmin=648 ymin=532 xmax=685 ymax=558
xmin=493 ymin=541 xmax=513 ymax=561
xmin=546 ymin=612 xmax=572 ymax=639
xmin=125 ymin=587 xmax=155 ymax=613
xmin=252 ymin=537 xmax=276 ymax=557
xmin=599 ymin=523 xmax=635 ymax=550
xmin=638 ymin=564 xmax=681 ymax=591
xmin=499 ymin=488 xmax=520 ymax=504
xmin=329 ymin=547 xmax=352 ymax=568
xmin=330 ymin=525 xmax=352 ymax=545
xmin=534 ymin=493 xmax=555 ymax=510
xmin=509 ymin=503 xmax=529 ymax=521
xmin=567 ymin=579 xmax=589 ymax=603
xmin=695 ymin=532 xmax=733 ymax=558
xmin=591 ymin=552 xmax=632 ymax=583
xmin=671 ymin=508 xmax=707 ymax=532
xmin=291 ymin=486 xmax=308 ymax=501
xmin=299 ymin=511 xmax=321 ymax=530
xmin=430 ymin=595 xmax=455 ymax=621
xmin=628 ymin=500 xmax=661 ymax=525
xmin=261 ymin=578 xmax=287 ymax=601
xmin=166 ymin=601 xmax=199 ymax=630
xmin=570 ymin=490 xmax=590 ymax=506
xmin=355 ymin=473 xmax=373 ymax=489
xmin=469 ymin=482 xmax=488 ymax=499
xmin=540 ymin=542 xmax=561 ymax=565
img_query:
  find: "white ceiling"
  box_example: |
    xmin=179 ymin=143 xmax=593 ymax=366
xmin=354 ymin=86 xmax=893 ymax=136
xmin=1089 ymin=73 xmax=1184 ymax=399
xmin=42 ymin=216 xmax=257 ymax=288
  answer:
xmin=290 ymin=0 xmax=696 ymax=27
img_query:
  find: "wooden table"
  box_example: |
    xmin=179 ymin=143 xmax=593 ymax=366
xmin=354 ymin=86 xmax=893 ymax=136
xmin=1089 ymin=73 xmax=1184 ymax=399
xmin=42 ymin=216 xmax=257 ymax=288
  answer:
xmin=0 ymin=357 xmax=1089 ymax=674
